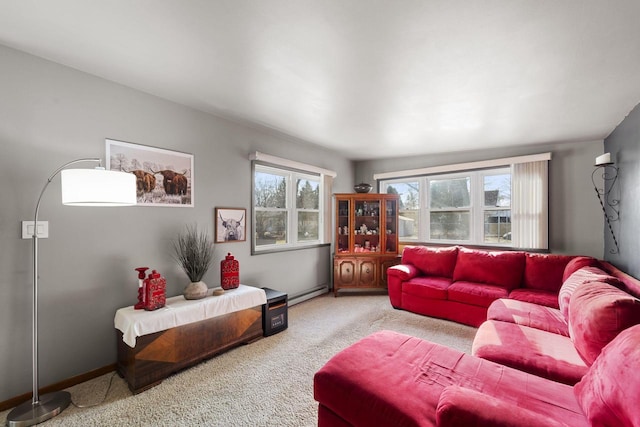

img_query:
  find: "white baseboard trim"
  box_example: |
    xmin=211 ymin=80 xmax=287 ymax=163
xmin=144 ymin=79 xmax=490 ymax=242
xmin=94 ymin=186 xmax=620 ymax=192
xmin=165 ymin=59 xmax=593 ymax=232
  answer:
xmin=289 ymin=285 xmax=329 ymax=306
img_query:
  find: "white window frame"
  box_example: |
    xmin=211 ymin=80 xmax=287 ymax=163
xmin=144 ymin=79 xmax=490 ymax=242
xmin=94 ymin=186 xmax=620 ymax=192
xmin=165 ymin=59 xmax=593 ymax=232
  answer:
xmin=478 ymin=168 xmax=512 ymax=245
xmin=251 ymin=152 xmax=335 ymax=254
xmin=378 ymin=153 xmax=550 ymax=249
xmin=381 ymin=178 xmax=421 ymax=241
xmin=426 ymin=172 xmax=474 ymax=244
xmin=383 ymin=169 xmax=513 ymax=247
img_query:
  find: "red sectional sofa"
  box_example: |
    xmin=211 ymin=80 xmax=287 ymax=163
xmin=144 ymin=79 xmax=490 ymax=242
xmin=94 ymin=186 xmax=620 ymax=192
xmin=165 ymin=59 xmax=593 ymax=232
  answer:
xmin=314 ymin=326 xmax=640 ymax=427
xmin=387 ymin=245 xmax=585 ymax=327
xmin=473 ymin=262 xmax=640 ymax=385
xmin=315 ymin=245 xmax=640 ymax=426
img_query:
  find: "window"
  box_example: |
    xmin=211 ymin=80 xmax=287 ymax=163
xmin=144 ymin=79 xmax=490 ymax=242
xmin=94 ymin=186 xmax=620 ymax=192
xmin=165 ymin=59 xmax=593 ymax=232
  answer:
xmin=254 ymin=167 xmax=289 ymax=247
xmin=429 ymin=175 xmax=471 ymax=241
xmin=379 ymin=153 xmax=548 ymax=249
xmin=384 ymin=180 xmax=419 ymax=240
xmin=296 ymin=177 xmax=320 ymax=242
xmin=482 ymin=172 xmax=511 ymax=244
xmin=382 ymin=169 xmax=512 ymax=246
xmin=251 ymin=152 xmax=334 ymax=253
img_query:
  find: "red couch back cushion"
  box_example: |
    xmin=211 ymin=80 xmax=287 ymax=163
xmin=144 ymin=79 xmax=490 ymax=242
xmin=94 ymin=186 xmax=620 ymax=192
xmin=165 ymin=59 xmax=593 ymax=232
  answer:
xmin=559 ymin=267 xmax=623 ymax=319
xmin=401 ymin=245 xmax=458 ymax=278
xmin=600 ymin=261 xmax=640 ymax=298
xmin=452 ymin=249 xmax=525 ymax=290
xmin=575 ymin=324 xmax=640 ymax=427
xmin=568 ymin=281 xmax=640 ymax=365
xmin=524 ymin=253 xmax=575 ymax=292
xmin=562 ymin=256 xmax=601 ymax=282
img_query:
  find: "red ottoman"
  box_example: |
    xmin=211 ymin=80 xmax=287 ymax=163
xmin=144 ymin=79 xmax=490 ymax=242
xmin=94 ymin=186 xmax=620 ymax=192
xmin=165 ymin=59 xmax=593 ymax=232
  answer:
xmin=314 ymin=330 xmax=586 ymax=427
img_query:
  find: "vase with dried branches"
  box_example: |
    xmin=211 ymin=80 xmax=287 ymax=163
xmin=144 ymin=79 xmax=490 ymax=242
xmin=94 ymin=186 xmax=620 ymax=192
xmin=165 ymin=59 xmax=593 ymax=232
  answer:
xmin=173 ymin=224 xmax=214 ymax=300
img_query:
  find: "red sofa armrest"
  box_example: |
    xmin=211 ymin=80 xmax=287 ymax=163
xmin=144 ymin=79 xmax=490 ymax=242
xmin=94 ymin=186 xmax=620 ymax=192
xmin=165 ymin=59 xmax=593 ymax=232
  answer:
xmin=436 ymin=386 xmax=566 ymax=427
xmin=387 ymin=264 xmax=420 ymax=281
xmin=387 ymin=264 xmax=420 ymax=308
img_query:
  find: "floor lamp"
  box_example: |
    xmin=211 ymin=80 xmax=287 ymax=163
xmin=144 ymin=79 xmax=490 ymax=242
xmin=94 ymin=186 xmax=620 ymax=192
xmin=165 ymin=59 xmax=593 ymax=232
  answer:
xmin=7 ymin=158 xmax=136 ymax=427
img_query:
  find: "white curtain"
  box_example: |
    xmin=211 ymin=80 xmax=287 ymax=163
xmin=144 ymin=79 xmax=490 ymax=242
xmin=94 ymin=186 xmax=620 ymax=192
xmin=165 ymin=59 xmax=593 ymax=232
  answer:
xmin=512 ymin=160 xmax=549 ymax=249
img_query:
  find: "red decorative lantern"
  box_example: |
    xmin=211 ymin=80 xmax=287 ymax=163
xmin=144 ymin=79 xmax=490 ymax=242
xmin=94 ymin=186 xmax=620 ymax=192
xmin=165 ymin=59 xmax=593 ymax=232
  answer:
xmin=134 ymin=267 xmax=149 ymax=310
xmin=221 ymin=252 xmax=240 ymax=290
xmin=143 ymin=270 xmax=166 ymax=311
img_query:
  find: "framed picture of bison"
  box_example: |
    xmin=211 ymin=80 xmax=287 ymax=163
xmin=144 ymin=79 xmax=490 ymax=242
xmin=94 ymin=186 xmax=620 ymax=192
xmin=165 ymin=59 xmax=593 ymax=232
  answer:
xmin=106 ymin=139 xmax=194 ymax=207
xmin=215 ymin=208 xmax=246 ymax=243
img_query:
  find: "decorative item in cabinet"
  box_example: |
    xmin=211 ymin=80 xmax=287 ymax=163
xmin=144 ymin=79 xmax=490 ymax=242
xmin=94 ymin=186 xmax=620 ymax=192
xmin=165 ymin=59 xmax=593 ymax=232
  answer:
xmin=337 ymin=198 xmax=351 ymax=253
xmin=333 ymin=192 xmax=399 ymax=296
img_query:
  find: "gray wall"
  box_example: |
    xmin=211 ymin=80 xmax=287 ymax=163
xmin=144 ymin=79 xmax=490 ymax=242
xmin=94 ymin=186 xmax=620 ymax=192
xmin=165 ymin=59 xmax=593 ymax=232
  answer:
xmin=355 ymin=140 xmax=605 ymax=257
xmin=604 ymin=103 xmax=640 ymax=276
xmin=0 ymin=45 xmax=354 ymax=402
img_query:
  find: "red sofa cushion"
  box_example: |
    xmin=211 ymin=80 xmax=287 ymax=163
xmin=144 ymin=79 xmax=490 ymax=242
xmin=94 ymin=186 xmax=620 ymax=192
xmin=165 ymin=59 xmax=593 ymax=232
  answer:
xmin=487 ymin=299 xmax=569 ymax=336
xmin=574 ymin=325 xmax=640 ymax=427
xmin=453 ymin=248 xmax=525 ymax=291
xmin=314 ymin=330 xmax=586 ymax=427
xmin=524 ymin=253 xmax=574 ymax=292
xmin=562 ymin=256 xmax=601 ymax=282
xmin=403 ymin=276 xmax=452 ymax=300
xmin=447 ymin=281 xmax=509 ymax=307
xmin=569 ymin=281 xmax=640 ymax=365
xmin=559 ymin=266 xmax=622 ymax=319
xmin=472 ymin=320 xmax=588 ymax=385
xmin=508 ymin=288 xmax=559 ymax=308
xmin=436 ymin=386 xmax=569 ymax=427
xmin=401 ymin=245 xmax=458 ymax=278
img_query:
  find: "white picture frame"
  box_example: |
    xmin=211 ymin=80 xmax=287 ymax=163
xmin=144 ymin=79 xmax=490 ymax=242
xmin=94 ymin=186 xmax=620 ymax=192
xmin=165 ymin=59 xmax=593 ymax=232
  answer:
xmin=106 ymin=138 xmax=194 ymax=207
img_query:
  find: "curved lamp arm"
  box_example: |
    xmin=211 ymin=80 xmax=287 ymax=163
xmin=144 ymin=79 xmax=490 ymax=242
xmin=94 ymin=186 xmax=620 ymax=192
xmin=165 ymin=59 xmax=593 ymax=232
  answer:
xmin=31 ymin=158 xmax=102 ymax=405
xmin=33 ymin=158 xmax=102 ymax=227
xmin=8 ymin=158 xmax=134 ymax=427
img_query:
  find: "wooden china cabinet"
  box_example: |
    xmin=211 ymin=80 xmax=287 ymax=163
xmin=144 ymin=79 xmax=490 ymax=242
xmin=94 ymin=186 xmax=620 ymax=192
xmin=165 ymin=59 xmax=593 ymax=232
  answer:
xmin=333 ymin=193 xmax=400 ymax=296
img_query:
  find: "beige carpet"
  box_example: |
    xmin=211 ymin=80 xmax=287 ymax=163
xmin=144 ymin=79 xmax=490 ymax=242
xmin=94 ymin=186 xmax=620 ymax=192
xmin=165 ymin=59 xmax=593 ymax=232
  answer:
xmin=2 ymin=293 xmax=476 ymax=426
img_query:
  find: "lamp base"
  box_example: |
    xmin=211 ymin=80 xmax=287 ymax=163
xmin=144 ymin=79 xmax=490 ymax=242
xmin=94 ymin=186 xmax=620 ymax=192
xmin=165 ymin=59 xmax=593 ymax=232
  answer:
xmin=6 ymin=391 xmax=71 ymax=427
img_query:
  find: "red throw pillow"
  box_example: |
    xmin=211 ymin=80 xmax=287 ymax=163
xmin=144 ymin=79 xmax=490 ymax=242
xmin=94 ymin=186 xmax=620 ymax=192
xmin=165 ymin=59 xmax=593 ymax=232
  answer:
xmin=452 ymin=248 xmax=525 ymax=291
xmin=575 ymin=325 xmax=640 ymax=427
xmin=569 ymin=281 xmax=640 ymax=365
xmin=401 ymin=245 xmax=458 ymax=278
xmin=524 ymin=253 xmax=575 ymax=292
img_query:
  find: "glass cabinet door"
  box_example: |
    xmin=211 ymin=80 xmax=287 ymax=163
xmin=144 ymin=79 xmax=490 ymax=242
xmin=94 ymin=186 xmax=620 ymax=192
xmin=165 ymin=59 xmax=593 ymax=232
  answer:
xmin=353 ymin=199 xmax=381 ymax=253
xmin=384 ymin=198 xmax=398 ymax=254
xmin=336 ymin=199 xmax=350 ymax=253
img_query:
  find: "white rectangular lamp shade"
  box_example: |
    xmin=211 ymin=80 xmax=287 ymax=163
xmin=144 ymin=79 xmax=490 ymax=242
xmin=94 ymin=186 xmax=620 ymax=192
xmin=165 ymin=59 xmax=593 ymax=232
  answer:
xmin=595 ymin=152 xmax=613 ymax=166
xmin=61 ymin=168 xmax=137 ymax=206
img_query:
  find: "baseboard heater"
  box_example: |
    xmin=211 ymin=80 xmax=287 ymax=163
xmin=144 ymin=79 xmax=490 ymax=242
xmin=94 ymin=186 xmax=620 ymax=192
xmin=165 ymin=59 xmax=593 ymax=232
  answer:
xmin=289 ymin=284 xmax=328 ymax=306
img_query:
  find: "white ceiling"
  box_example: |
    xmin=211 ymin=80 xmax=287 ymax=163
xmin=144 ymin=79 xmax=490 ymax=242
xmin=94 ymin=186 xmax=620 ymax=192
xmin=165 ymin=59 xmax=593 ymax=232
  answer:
xmin=1 ymin=1 xmax=639 ymax=160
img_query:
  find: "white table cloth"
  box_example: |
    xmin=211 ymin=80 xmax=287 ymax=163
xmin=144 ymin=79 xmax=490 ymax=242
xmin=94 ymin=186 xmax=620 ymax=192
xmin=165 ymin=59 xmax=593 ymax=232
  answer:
xmin=114 ymin=284 xmax=267 ymax=347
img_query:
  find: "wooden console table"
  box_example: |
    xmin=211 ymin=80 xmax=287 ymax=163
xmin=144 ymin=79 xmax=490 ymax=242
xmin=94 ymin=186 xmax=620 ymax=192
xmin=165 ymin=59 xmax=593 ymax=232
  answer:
xmin=114 ymin=285 xmax=266 ymax=393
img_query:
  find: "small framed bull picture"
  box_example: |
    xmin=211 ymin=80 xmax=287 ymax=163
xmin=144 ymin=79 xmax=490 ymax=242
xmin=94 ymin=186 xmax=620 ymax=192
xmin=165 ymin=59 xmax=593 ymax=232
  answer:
xmin=215 ymin=208 xmax=246 ymax=243
xmin=106 ymin=138 xmax=194 ymax=207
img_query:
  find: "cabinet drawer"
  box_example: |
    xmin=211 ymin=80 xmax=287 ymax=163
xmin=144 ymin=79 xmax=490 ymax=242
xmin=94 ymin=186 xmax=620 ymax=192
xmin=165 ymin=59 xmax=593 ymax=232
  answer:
xmin=356 ymin=259 xmax=377 ymax=287
xmin=335 ymin=259 xmax=356 ymax=286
